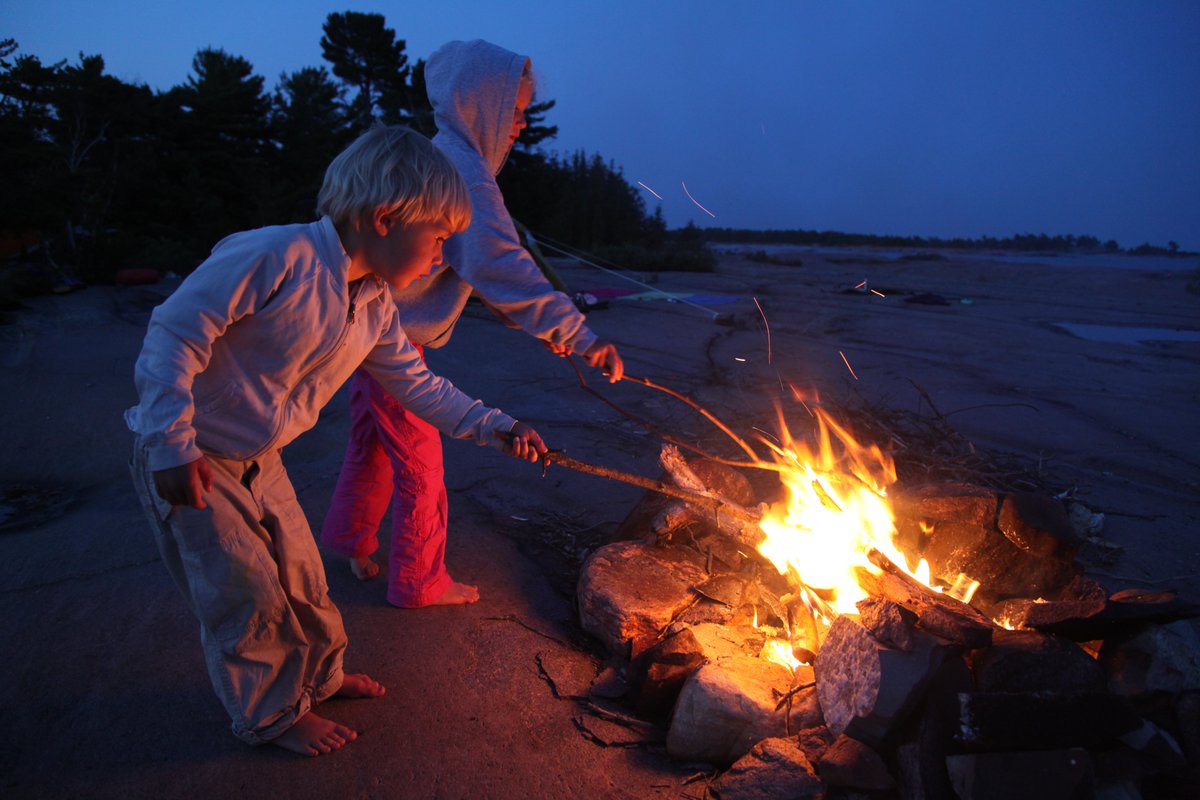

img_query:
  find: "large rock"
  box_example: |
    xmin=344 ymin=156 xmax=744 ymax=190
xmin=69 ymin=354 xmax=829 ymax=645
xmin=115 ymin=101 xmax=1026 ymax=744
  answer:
xmin=817 ymin=733 xmax=895 ymax=792
xmin=1103 ymin=621 xmax=1200 ymax=701
xmin=945 ymin=749 xmax=1094 ymax=800
xmin=686 ymin=621 xmax=766 ymax=663
xmin=969 ymin=628 xmax=1106 ymax=694
xmin=712 ymin=737 xmax=824 ymax=800
xmin=627 ymin=627 xmax=706 ymax=720
xmin=814 ymin=615 xmax=952 ymax=745
xmin=577 ymin=540 xmax=707 ymax=656
xmin=666 ymin=655 xmax=793 ymax=766
xmin=891 ymin=485 xmax=1079 ymax=604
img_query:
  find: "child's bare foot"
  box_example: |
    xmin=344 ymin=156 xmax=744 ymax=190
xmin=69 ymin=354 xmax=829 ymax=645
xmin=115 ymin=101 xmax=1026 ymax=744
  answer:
xmin=350 ymin=555 xmax=379 ymax=581
xmin=272 ymin=712 xmax=357 ymax=757
xmin=428 ymin=580 xmax=480 ymax=606
xmin=337 ymin=672 xmax=386 ymax=698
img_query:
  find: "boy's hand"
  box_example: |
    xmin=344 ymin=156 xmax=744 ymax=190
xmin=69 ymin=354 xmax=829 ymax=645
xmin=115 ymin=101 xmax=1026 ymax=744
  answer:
xmin=582 ymin=340 xmax=624 ymax=383
xmin=153 ymin=457 xmax=214 ymax=509
xmin=499 ymin=422 xmax=547 ymax=463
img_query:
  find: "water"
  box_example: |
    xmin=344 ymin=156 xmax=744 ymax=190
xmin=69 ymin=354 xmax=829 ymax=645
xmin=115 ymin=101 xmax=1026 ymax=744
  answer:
xmin=1053 ymin=323 xmax=1200 ymax=345
xmin=714 ymin=244 xmax=1199 ymax=272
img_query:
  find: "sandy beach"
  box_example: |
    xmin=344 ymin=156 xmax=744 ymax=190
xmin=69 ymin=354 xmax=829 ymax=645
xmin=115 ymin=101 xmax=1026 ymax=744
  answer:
xmin=1 ymin=247 xmax=1197 ymax=797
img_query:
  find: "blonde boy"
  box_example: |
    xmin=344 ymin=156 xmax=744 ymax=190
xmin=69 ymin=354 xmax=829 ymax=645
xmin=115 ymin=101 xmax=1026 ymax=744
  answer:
xmin=126 ymin=126 xmax=544 ymax=756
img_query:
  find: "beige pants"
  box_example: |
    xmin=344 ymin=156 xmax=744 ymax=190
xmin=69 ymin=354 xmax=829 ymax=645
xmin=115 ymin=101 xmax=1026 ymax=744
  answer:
xmin=131 ymin=440 xmax=347 ymax=744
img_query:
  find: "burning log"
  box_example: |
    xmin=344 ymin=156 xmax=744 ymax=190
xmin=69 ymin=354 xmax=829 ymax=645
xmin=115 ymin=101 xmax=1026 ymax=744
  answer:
xmin=1026 ymin=587 xmax=1200 ymax=642
xmin=854 ymin=548 xmax=996 ymax=649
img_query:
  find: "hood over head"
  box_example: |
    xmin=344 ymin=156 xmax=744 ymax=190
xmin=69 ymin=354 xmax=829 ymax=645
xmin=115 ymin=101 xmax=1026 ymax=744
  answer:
xmin=425 ymin=39 xmax=530 ymax=175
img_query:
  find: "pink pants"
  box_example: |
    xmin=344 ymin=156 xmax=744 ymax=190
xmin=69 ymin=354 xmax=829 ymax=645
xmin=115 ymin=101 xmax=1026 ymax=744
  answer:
xmin=320 ymin=366 xmax=452 ymax=607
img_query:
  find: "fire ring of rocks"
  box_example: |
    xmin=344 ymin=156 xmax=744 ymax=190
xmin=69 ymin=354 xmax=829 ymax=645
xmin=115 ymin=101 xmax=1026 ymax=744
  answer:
xmin=575 ymin=448 xmax=1200 ymax=799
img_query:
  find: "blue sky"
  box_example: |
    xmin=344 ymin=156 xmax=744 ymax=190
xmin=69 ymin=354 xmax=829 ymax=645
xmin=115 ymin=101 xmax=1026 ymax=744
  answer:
xmin=4 ymin=1 xmax=1199 ymax=249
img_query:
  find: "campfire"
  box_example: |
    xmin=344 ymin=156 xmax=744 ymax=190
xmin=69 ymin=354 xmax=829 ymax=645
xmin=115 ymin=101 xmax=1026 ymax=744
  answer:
xmin=568 ymin=379 xmax=1199 ymax=798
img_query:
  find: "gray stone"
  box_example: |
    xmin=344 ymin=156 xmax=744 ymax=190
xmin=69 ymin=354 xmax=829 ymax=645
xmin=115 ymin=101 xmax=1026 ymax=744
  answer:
xmin=686 ymin=621 xmax=766 ymax=663
xmin=713 ymin=737 xmax=824 ymax=800
xmin=628 ymin=626 xmax=707 ymax=720
xmin=577 ymin=540 xmax=708 ymax=656
xmin=795 ymin=725 xmax=834 ymax=767
xmin=997 ymin=490 xmax=1080 ymax=559
xmin=817 ymin=734 xmax=895 ymax=791
xmin=666 ymin=655 xmax=793 ymax=766
xmin=970 ymin=628 xmax=1106 ymax=694
xmin=857 ymin=596 xmax=917 ymax=651
xmin=1104 ymin=621 xmax=1200 ymax=700
xmin=946 ymin=749 xmax=1094 ymax=800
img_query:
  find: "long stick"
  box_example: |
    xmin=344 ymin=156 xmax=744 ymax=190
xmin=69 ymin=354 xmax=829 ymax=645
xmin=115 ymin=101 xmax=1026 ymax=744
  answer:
xmin=542 ymin=450 xmax=762 ymax=525
xmin=564 ymin=356 xmax=767 ymax=468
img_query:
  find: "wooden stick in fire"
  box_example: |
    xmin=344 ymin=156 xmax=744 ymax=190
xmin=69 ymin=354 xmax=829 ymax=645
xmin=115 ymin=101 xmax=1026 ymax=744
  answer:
xmin=537 ymin=448 xmax=764 ymax=527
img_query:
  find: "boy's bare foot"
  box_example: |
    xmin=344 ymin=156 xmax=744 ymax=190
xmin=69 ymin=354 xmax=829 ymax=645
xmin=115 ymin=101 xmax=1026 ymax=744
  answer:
xmin=337 ymin=673 xmax=387 ymax=698
xmin=350 ymin=555 xmax=380 ymax=581
xmin=272 ymin=712 xmax=357 ymax=758
xmin=427 ymin=580 xmax=480 ymax=606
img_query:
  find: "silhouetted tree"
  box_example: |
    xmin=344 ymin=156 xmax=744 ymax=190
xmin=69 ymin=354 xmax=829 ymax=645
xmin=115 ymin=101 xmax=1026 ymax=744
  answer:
xmin=160 ymin=48 xmax=272 ymax=260
xmin=51 ymin=56 xmax=153 ymax=258
xmin=406 ymin=58 xmax=434 ymax=136
xmin=0 ymin=42 xmax=64 ymax=238
xmin=320 ymin=11 xmax=410 ymax=130
xmin=270 ymin=66 xmax=352 ymax=222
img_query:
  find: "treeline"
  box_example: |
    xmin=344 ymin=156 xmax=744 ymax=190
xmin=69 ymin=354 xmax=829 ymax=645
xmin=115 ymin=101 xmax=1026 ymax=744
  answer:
xmin=0 ymin=12 xmax=662 ymax=283
xmin=697 ymin=226 xmax=1192 ymax=257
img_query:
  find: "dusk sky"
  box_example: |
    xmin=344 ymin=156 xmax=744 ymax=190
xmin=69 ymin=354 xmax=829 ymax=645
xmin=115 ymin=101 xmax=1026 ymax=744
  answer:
xmin=5 ymin=1 xmax=1199 ymax=250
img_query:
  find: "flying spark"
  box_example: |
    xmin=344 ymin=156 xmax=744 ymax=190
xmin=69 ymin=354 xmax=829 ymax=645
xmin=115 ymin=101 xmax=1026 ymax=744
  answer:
xmin=753 ymin=297 xmax=772 ymax=364
xmin=838 ymin=350 xmax=859 ymax=381
xmin=681 ymin=181 xmax=717 ymax=218
xmin=855 ymin=280 xmax=867 ymax=289
xmin=637 ymin=181 xmax=663 ymax=200
xmin=870 ymin=289 xmax=886 ymax=298
xmin=734 ymin=357 xmax=747 ymax=362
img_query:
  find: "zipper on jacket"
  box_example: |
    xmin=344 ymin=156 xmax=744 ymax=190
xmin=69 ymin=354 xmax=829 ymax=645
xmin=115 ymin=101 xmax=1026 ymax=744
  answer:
xmin=243 ymin=278 xmax=373 ymax=461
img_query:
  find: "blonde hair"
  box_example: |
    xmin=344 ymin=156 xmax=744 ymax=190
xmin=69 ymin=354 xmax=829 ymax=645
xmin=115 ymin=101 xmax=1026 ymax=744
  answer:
xmin=317 ymin=125 xmax=471 ymax=232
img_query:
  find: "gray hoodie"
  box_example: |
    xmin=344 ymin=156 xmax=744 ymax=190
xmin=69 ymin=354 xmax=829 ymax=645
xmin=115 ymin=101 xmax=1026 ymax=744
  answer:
xmin=390 ymin=39 xmax=597 ymax=354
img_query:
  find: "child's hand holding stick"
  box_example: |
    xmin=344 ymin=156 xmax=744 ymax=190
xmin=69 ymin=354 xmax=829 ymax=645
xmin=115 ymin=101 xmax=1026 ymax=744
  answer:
xmin=499 ymin=422 xmax=547 ymax=463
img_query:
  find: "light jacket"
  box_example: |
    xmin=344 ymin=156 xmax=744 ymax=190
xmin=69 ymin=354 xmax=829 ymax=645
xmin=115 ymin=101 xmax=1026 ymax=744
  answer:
xmin=125 ymin=217 xmax=516 ymax=471
xmin=390 ymin=39 xmax=597 ymax=354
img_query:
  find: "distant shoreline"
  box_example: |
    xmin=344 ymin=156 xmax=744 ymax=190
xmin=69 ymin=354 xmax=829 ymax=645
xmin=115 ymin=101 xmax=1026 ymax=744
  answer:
xmin=711 ymin=243 xmax=1200 ymax=272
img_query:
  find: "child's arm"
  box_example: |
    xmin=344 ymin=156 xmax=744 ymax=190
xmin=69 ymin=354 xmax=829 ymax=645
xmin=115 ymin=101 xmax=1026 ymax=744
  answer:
xmin=363 ymin=310 xmax=546 ymax=458
xmin=446 ymin=178 xmax=602 ymax=357
xmin=131 ymin=237 xmax=287 ymax=473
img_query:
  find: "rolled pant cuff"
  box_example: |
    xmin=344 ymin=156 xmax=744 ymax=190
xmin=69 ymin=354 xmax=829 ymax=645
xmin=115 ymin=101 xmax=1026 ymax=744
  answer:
xmin=236 ymin=664 xmax=345 ymax=745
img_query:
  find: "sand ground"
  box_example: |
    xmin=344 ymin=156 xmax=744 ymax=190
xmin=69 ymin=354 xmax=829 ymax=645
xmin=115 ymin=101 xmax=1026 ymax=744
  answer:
xmin=1 ymin=247 xmax=1197 ymax=798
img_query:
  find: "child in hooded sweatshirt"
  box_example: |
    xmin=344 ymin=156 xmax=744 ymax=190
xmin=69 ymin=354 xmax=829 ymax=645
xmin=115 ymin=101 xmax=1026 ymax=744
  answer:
xmin=320 ymin=39 xmax=624 ymax=608
xmin=126 ymin=125 xmax=546 ymax=757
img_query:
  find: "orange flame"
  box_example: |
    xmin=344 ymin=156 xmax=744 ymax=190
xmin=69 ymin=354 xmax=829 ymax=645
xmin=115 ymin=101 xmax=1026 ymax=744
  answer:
xmin=755 ymin=407 xmax=929 ymax=615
